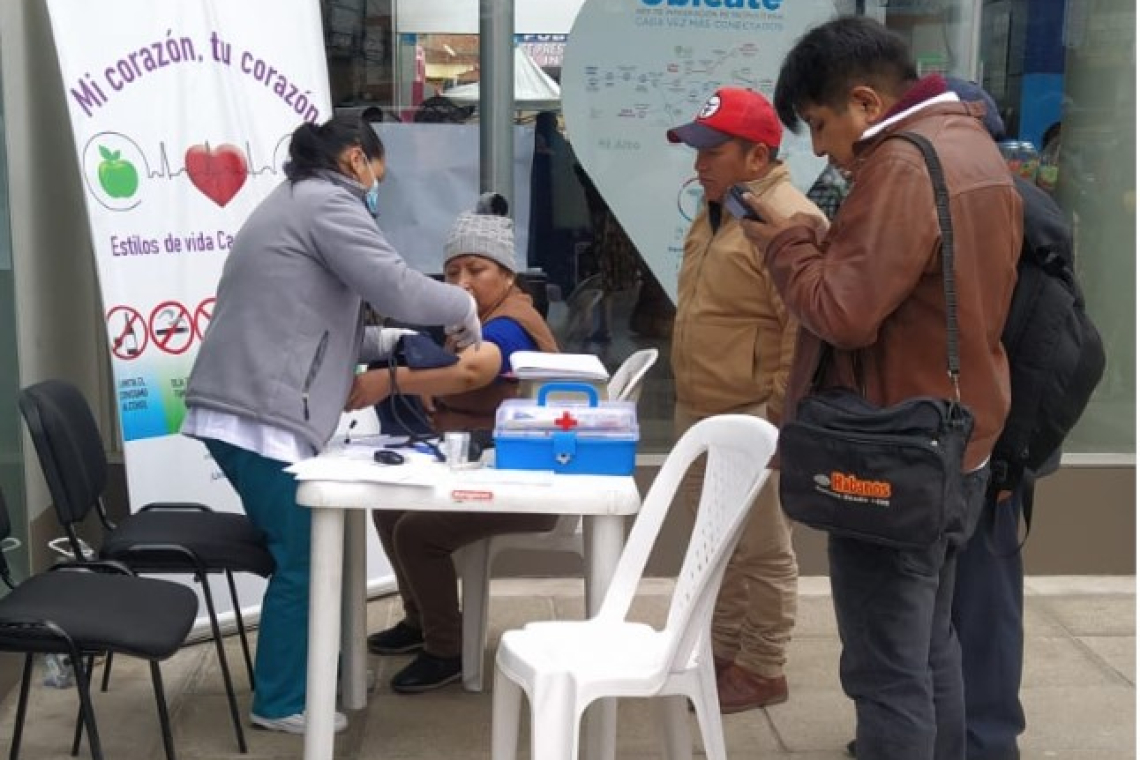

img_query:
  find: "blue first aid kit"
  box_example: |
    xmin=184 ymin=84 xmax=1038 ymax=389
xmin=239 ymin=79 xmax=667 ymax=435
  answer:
xmin=494 ymin=382 xmax=638 ymax=475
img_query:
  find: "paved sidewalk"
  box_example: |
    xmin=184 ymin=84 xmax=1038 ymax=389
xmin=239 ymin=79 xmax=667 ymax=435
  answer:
xmin=0 ymin=576 xmax=1133 ymax=759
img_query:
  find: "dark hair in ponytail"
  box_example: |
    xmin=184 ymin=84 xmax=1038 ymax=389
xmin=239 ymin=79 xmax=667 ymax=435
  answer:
xmin=284 ymin=115 xmax=386 ymax=182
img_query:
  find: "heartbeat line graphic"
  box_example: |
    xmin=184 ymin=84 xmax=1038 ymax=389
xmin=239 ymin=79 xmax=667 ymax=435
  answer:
xmin=142 ymin=136 xmax=292 ymax=179
xmin=80 ymin=131 xmax=292 ymax=211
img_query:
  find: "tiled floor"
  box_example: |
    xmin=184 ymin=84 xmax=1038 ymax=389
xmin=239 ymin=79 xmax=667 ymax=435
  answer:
xmin=0 ymin=576 xmax=1133 ymax=759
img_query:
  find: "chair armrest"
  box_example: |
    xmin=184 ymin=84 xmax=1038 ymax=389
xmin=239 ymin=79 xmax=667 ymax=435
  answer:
xmin=108 ymin=543 xmax=208 ymax=575
xmin=48 ymin=559 xmax=136 ymax=577
xmin=0 ymin=618 xmax=80 ymax=653
xmin=139 ymin=502 xmax=215 ymax=513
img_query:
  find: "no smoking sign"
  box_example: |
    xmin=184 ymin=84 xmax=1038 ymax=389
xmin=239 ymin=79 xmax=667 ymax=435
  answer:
xmin=148 ymin=300 xmax=194 ymax=355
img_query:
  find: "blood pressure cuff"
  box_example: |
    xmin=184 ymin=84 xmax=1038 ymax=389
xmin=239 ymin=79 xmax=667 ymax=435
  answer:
xmin=368 ymin=331 xmax=458 ymax=437
xmin=394 ymin=332 xmax=459 ymax=370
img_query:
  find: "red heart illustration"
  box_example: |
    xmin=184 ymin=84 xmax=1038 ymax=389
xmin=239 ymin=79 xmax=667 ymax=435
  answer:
xmin=184 ymin=144 xmax=248 ymax=207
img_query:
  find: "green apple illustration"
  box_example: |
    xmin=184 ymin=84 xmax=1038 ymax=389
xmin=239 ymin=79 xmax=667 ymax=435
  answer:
xmin=97 ymin=146 xmax=139 ymax=198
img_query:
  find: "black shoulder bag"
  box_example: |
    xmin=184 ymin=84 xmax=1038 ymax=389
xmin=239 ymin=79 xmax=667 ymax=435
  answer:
xmin=778 ymin=132 xmax=975 ymax=550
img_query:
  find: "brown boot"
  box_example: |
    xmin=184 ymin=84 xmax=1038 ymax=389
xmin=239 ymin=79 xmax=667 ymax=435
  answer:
xmin=716 ymin=663 xmax=788 ymax=714
xmin=691 ymin=655 xmax=737 ymax=713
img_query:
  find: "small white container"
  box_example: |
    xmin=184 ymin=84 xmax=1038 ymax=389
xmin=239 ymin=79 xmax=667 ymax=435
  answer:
xmin=443 ymin=431 xmax=471 ymax=469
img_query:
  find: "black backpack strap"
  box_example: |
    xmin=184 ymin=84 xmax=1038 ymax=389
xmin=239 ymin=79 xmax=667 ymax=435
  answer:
xmin=982 ymin=471 xmax=1035 ymax=557
xmin=1022 ymin=475 xmax=1036 ymax=539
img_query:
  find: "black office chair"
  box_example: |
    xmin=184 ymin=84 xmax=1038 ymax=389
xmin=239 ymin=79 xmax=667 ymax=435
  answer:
xmin=18 ymin=379 xmax=276 ymax=753
xmin=0 ymin=486 xmax=198 ymax=760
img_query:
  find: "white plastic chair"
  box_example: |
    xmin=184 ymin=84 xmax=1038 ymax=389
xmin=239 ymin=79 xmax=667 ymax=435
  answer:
xmin=555 ymin=275 xmax=604 ymax=346
xmin=606 ymin=348 xmax=659 ymax=403
xmin=489 ymin=415 xmax=777 ymax=760
xmin=456 ymin=348 xmax=660 ymax=692
xmin=334 ymin=408 xmax=381 ymax=437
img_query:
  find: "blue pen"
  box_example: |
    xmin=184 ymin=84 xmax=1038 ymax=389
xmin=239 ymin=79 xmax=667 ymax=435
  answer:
xmin=385 ymin=441 xmax=432 ymax=455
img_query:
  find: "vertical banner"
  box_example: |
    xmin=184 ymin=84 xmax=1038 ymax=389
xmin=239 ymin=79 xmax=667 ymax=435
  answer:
xmin=47 ymin=0 xmax=329 ymax=504
xmin=45 ymin=1 xmax=345 ymax=615
xmin=561 ymin=0 xmax=837 ymax=302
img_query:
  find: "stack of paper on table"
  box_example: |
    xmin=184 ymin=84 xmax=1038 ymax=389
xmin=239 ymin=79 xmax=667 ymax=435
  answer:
xmin=509 ymin=351 xmax=609 ymax=381
xmin=509 ymin=351 xmax=610 ymax=401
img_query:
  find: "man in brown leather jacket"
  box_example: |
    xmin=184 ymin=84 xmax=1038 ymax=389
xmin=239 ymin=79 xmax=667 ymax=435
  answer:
xmin=742 ymin=18 xmax=1022 ymax=760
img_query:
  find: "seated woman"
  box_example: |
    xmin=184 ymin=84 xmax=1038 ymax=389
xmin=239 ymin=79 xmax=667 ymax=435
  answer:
xmin=345 ymin=194 xmax=560 ymax=693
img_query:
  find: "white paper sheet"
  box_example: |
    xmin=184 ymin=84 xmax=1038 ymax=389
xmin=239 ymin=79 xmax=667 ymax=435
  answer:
xmin=509 ymin=351 xmax=609 ymax=380
xmin=288 ymin=436 xmax=442 ymax=485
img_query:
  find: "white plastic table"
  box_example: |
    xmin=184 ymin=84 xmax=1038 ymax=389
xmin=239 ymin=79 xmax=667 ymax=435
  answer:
xmin=291 ymin=450 xmax=641 ymax=760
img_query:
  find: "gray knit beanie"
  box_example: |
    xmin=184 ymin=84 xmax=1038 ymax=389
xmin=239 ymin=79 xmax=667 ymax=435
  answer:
xmin=443 ymin=192 xmax=517 ymax=273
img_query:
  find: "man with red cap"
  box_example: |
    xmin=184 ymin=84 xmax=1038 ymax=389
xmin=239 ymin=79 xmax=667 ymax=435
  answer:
xmin=666 ymin=86 xmax=827 ymax=713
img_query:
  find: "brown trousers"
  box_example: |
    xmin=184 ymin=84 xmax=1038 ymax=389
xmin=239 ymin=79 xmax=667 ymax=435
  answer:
xmin=373 ymin=510 xmax=558 ymax=657
xmin=674 ymin=402 xmax=799 ymax=678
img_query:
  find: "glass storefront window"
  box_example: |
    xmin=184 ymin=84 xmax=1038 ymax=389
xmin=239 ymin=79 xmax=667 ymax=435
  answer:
xmin=0 ymin=64 xmax=29 ymax=577
xmin=327 ymin=1 xmax=1135 ymax=457
xmin=323 ymin=0 xmax=396 ymax=117
xmin=979 ymin=0 xmax=1136 ymax=454
xmin=1048 ymin=0 xmax=1135 ymax=453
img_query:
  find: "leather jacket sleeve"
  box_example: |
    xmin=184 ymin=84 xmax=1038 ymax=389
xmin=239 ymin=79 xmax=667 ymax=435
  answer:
xmin=765 ymin=150 xmax=940 ymax=350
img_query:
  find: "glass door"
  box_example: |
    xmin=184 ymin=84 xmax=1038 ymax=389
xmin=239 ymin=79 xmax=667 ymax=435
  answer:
xmin=0 ymin=53 xmax=28 ymax=579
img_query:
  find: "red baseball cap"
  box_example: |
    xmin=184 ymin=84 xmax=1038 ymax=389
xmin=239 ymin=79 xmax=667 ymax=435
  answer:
xmin=667 ymin=87 xmax=783 ymax=150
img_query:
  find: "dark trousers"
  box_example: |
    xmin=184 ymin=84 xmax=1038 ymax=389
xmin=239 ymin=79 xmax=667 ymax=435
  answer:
xmin=373 ymin=510 xmax=558 ymax=657
xmin=952 ymin=490 xmax=1025 ymax=760
xmin=205 ymin=439 xmax=310 ymax=719
xmin=831 ymin=469 xmax=988 ymax=760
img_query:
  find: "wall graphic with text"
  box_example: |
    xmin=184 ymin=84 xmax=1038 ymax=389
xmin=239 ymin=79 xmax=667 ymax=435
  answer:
xmin=562 ymin=0 xmax=837 ymax=302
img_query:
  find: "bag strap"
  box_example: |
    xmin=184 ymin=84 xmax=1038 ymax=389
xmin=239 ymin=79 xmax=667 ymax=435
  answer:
xmin=982 ymin=472 xmax=1035 ymax=557
xmin=807 ymin=131 xmax=962 ymax=401
xmin=889 ymin=131 xmax=962 ymax=403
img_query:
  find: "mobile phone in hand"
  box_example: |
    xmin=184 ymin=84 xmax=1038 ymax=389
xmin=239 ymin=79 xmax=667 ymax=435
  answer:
xmin=724 ymin=184 xmax=763 ymax=222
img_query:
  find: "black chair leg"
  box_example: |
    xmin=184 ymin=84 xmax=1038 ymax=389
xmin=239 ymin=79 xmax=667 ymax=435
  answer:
xmin=150 ymin=661 xmax=177 ymax=760
xmin=201 ymin=573 xmax=248 ymax=753
xmin=226 ymin=569 xmax=256 ymax=690
xmin=100 ymin=652 xmax=114 ymax=692
xmin=9 ymin=654 xmax=34 ymax=760
xmin=72 ymin=653 xmax=104 ymax=760
xmin=71 ymin=655 xmax=96 ymax=756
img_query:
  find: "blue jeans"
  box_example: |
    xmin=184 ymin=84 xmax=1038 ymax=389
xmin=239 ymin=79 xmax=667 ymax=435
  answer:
xmin=830 ymin=468 xmax=988 ymax=760
xmin=952 ymin=489 xmax=1025 ymax=760
xmin=205 ymin=439 xmax=311 ymax=719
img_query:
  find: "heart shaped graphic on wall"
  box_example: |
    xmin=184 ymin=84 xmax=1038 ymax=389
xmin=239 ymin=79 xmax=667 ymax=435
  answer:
xmin=184 ymin=143 xmax=248 ymax=207
xmin=560 ymin=0 xmax=834 ymax=303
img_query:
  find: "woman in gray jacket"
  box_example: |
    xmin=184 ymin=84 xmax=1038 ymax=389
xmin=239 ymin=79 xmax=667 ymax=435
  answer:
xmin=183 ymin=116 xmax=479 ymax=734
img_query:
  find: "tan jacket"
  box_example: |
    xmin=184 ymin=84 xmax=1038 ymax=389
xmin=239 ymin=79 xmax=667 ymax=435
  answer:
xmin=766 ymin=101 xmax=1022 ymax=470
xmin=672 ymin=164 xmax=828 ymax=422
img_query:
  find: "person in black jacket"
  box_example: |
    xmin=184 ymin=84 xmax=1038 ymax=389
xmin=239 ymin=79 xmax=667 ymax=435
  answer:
xmin=944 ymin=77 xmax=1058 ymax=760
